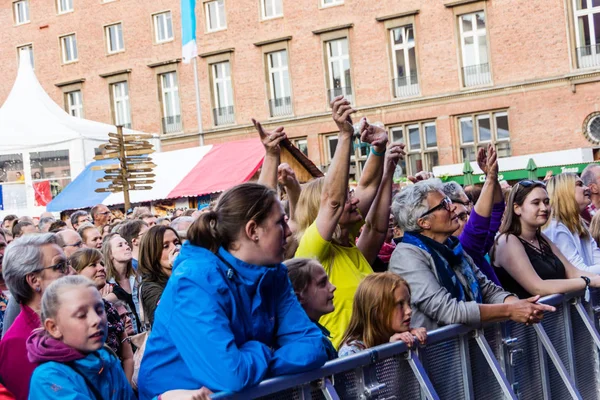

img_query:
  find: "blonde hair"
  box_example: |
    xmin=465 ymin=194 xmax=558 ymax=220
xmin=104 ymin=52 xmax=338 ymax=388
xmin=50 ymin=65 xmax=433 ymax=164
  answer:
xmin=294 ymin=178 xmax=342 ymax=244
xmin=590 ymin=212 xmax=600 ymax=245
xmin=546 ymin=173 xmax=588 ymax=238
xmin=340 ymin=272 xmax=411 ymax=349
xmin=41 ymin=275 xmax=96 ymax=322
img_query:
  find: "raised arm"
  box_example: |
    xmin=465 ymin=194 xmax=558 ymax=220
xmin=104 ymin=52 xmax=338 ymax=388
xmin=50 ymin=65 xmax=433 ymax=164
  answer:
xmin=357 ymin=143 xmax=405 ymax=264
xmin=354 ymin=119 xmax=389 ymax=217
xmin=314 ymin=96 xmax=356 ymax=241
xmin=278 ymin=163 xmax=301 ymax=222
xmin=254 ymin=119 xmax=286 ymax=190
xmin=474 ymin=145 xmax=501 ymax=218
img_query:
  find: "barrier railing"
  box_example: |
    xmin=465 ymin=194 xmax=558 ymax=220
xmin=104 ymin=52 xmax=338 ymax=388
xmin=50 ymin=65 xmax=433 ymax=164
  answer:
xmin=212 ymin=290 xmax=600 ymax=400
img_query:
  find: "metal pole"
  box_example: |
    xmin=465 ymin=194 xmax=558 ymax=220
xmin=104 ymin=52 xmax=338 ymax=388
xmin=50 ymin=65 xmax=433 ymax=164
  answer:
xmin=193 ymin=57 xmax=204 ymax=146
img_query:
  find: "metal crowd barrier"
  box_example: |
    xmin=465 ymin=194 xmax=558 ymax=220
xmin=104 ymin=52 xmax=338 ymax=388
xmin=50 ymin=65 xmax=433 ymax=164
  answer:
xmin=212 ymin=290 xmax=600 ymax=400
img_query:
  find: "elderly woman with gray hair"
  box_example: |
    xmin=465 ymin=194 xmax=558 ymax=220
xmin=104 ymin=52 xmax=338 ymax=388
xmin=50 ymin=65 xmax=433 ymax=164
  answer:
xmin=0 ymin=233 xmax=71 ymax=400
xmin=389 ymin=179 xmax=555 ymax=331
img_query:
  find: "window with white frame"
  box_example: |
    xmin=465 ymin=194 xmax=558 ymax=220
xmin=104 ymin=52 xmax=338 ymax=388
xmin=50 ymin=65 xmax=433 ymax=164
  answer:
xmin=57 ymin=0 xmax=73 ymax=13
xmin=267 ymin=50 xmax=292 ymax=117
xmin=390 ymin=25 xmax=419 ymax=98
xmin=574 ymin=1 xmax=600 ymax=68
xmin=111 ymin=81 xmax=131 ymax=128
xmin=205 ymin=0 xmax=226 ymax=32
xmin=390 ymin=122 xmax=438 ymax=177
xmin=60 ymin=34 xmax=78 ymax=63
xmin=153 ymin=11 xmax=173 ymax=43
xmin=326 ymin=38 xmax=353 ymax=104
xmin=324 ymin=134 xmax=369 ymax=178
xmin=30 ymin=150 xmax=71 ymax=205
xmin=105 ymin=23 xmax=124 ymax=53
xmin=17 ymin=44 xmax=34 ymax=68
xmin=262 ymin=0 xmax=282 ymax=19
xmin=322 ymin=0 xmax=343 ymax=7
xmin=160 ymin=72 xmax=182 ymax=133
xmin=211 ymin=61 xmax=234 ymax=125
xmin=459 ymin=111 xmax=510 ymax=162
xmin=293 ymin=138 xmax=308 ymax=156
xmin=66 ymin=90 xmax=83 ymax=118
xmin=459 ymin=12 xmax=490 ymax=87
xmin=13 ymin=1 xmax=29 ymax=25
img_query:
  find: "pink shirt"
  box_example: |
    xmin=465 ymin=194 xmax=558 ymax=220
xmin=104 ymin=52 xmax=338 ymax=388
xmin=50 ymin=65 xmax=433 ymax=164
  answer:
xmin=0 ymin=305 xmax=40 ymax=400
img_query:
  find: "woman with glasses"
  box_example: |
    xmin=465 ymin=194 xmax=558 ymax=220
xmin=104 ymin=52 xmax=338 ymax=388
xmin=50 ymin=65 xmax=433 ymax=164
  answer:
xmin=543 ymin=173 xmax=600 ymax=273
xmin=441 ymin=145 xmax=504 ymax=285
xmin=389 ymin=179 xmax=555 ymax=331
xmin=492 ymin=179 xmax=600 ymax=299
xmin=0 ymin=234 xmax=71 ymax=399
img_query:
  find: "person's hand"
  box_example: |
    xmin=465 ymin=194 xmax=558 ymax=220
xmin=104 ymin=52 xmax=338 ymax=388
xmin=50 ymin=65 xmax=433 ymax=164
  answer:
xmin=407 ymin=171 xmax=434 ymax=183
xmin=252 ymin=118 xmax=286 ymax=156
xmin=544 ymin=170 xmax=554 ymax=182
xmin=278 ymin=163 xmax=298 ymax=188
xmin=359 ymin=118 xmax=389 ymax=148
xmin=168 ymin=245 xmax=181 ymax=267
xmin=390 ymin=331 xmax=415 ymax=348
xmin=477 ymin=144 xmax=498 ymax=180
xmin=100 ymin=283 xmax=113 ymax=298
xmin=410 ymin=327 xmax=427 ymax=345
xmin=384 ymin=143 xmax=406 ymax=174
xmin=508 ymin=295 xmax=556 ymax=325
xmin=331 ymin=95 xmax=355 ymax=137
xmin=160 ymin=388 xmax=214 ymax=400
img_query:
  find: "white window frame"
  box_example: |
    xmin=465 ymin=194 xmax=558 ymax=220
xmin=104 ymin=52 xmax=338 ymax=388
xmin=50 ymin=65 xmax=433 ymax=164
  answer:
xmin=261 ymin=0 xmax=283 ymax=19
xmin=267 ymin=50 xmax=292 ymax=116
xmin=66 ymin=90 xmax=83 ymax=118
xmin=390 ymin=121 xmax=438 ymax=176
xmin=17 ymin=44 xmax=34 ymax=68
xmin=105 ymin=23 xmax=124 ymax=54
xmin=153 ymin=11 xmax=174 ymax=43
xmin=111 ymin=81 xmax=131 ymax=128
xmin=324 ymin=133 xmax=368 ymax=177
xmin=293 ymin=138 xmax=308 ymax=156
xmin=459 ymin=12 xmax=491 ymax=86
xmin=573 ymin=1 xmax=600 ymax=68
xmin=205 ymin=0 xmax=227 ymax=32
xmin=459 ymin=111 xmax=510 ymax=162
xmin=390 ymin=25 xmax=419 ymax=98
xmin=13 ymin=1 xmax=30 ymax=25
xmin=326 ymin=38 xmax=353 ymax=103
xmin=211 ymin=61 xmax=234 ymax=125
xmin=60 ymin=34 xmax=78 ymax=64
xmin=57 ymin=0 xmax=73 ymax=14
xmin=321 ymin=0 xmax=343 ymax=8
xmin=160 ymin=72 xmax=182 ymax=133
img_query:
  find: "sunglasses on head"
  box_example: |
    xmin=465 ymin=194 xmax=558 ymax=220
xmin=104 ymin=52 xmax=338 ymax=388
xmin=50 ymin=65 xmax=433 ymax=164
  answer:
xmin=518 ymin=180 xmax=546 ymax=188
xmin=420 ymin=197 xmax=452 ymax=218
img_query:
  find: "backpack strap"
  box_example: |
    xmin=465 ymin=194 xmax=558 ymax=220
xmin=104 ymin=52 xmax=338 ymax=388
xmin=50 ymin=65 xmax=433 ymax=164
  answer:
xmin=65 ymin=360 xmax=103 ymax=400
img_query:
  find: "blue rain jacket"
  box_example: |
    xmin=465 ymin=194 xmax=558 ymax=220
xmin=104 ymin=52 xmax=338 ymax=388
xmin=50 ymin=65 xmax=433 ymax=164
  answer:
xmin=28 ymin=348 xmax=136 ymax=399
xmin=138 ymin=243 xmax=327 ymax=399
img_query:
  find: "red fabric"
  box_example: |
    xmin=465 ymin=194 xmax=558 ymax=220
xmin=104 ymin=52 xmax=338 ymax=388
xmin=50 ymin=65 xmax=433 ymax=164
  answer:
xmin=168 ymin=139 xmax=264 ymax=199
xmin=0 ymin=384 xmax=15 ymax=400
xmin=33 ymin=181 xmax=52 ymax=206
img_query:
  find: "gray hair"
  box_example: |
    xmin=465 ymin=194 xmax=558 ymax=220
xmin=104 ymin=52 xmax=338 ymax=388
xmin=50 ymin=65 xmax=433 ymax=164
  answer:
xmin=170 ymin=216 xmax=193 ymax=231
xmin=581 ymin=163 xmax=600 ymax=186
xmin=77 ymin=223 xmax=97 ymax=239
xmin=442 ymin=181 xmax=466 ymax=202
xmin=70 ymin=210 xmax=89 ymax=227
xmin=41 ymin=275 xmax=96 ymax=322
xmin=38 ymin=217 xmax=56 ymax=231
xmin=391 ymin=179 xmax=444 ymax=233
xmin=2 ymin=233 xmax=58 ymax=304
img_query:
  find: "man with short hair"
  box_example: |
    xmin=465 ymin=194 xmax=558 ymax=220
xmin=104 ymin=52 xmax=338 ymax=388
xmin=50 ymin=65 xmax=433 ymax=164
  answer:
xmin=91 ymin=204 xmax=112 ymax=229
xmin=580 ymin=163 xmax=600 ymax=222
xmin=55 ymin=229 xmax=84 ymax=257
xmin=2 ymin=215 xmax=17 ymax=231
xmin=138 ymin=213 xmax=157 ymax=227
xmin=70 ymin=210 xmax=91 ymax=231
xmin=79 ymin=224 xmax=102 ymax=249
xmin=37 ymin=217 xmax=55 ymax=233
xmin=12 ymin=221 xmax=36 ymax=239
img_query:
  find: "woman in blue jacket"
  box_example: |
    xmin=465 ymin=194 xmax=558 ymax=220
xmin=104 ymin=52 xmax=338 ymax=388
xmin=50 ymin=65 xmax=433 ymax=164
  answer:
xmin=138 ymin=183 xmax=327 ymax=399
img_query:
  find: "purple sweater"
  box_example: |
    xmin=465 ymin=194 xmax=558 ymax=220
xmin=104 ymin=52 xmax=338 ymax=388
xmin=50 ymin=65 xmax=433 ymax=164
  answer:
xmin=459 ymin=201 xmax=505 ymax=286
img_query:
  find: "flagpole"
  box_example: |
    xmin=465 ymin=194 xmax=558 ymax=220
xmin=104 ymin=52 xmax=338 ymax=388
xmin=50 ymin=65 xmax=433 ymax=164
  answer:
xmin=193 ymin=57 xmax=204 ymax=146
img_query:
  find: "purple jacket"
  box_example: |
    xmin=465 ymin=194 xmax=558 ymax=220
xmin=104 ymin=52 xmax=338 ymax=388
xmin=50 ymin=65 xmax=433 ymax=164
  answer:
xmin=459 ymin=201 xmax=505 ymax=286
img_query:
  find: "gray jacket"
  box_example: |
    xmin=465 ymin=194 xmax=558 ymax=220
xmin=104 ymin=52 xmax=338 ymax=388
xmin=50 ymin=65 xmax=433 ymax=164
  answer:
xmin=388 ymin=242 xmax=513 ymax=331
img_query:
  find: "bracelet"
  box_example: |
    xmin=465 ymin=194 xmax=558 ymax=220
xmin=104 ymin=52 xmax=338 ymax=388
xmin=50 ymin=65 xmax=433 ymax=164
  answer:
xmin=581 ymin=276 xmax=591 ymax=302
xmin=371 ymin=146 xmax=385 ymax=157
xmin=121 ymin=336 xmax=131 ymax=344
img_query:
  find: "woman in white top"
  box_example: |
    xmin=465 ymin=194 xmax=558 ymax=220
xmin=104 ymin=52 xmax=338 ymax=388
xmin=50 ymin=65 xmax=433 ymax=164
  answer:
xmin=543 ymin=173 xmax=600 ymax=274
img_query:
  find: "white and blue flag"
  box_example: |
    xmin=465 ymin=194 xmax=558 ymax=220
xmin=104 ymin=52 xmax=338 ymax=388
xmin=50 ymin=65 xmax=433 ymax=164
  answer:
xmin=181 ymin=0 xmax=198 ymax=64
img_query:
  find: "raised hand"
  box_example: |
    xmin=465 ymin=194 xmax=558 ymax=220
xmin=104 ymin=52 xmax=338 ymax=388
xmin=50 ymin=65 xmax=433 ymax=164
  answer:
xmin=407 ymin=171 xmax=434 ymax=184
xmin=331 ymin=95 xmax=355 ymax=137
xmin=278 ymin=163 xmax=298 ymax=188
xmin=252 ymin=118 xmax=286 ymax=156
xmin=384 ymin=143 xmax=406 ymax=174
xmin=477 ymin=144 xmax=498 ymax=179
xmin=359 ymin=118 xmax=389 ymax=148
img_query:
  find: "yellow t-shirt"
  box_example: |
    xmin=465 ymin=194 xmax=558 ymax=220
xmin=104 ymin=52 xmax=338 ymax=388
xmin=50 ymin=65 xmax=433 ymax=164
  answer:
xmin=295 ymin=222 xmax=373 ymax=349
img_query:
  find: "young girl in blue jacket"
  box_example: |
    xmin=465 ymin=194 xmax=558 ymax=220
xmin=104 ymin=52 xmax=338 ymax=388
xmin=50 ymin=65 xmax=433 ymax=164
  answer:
xmin=27 ymin=275 xmax=136 ymax=400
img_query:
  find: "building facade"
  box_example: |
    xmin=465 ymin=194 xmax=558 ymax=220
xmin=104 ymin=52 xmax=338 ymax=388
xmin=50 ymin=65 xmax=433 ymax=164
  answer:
xmin=1 ymin=0 xmax=600 ymax=179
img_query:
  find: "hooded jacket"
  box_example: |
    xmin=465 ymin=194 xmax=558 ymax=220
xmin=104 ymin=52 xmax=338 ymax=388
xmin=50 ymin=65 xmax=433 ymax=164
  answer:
xmin=27 ymin=330 xmax=136 ymax=400
xmin=138 ymin=243 xmax=327 ymax=399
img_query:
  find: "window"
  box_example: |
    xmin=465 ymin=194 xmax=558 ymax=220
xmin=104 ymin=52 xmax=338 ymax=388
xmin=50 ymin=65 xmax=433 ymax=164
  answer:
xmin=60 ymin=34 xmax=78 ymax=63
xmin=30 ymin=150 xmax=71 ymax=206
xmin=391 ymin=25 xmax=419 ymax=98
xmin=153 ymin=11 xmax=173 ymax=43
xmin=57 ymin=0 xmax=73 ymax=13
xmin=322 ymin=0 xmax=343 ymax=7
xmin=459 ymin=111 xmax=510 ymax=161
xmin=262 ymin=0 xmax=282 ymax=19
xmin=13 ymin=1 xmax=29 ymax=25
xmin=390 ymin=122 xmax=438 ymax=177
xmin=159 ymin=72 xmax=182 ymax=133
xmin=574 ymin=1 xmax=600 ymax=68
xmin=66 ymin=90 xmax=83 ymax=118
xmin=326 ymin=38 xmax=353 ymax=104
xmin=17 ymin=44 xmax=34 ymax=68
xmin=324 ymin=134 xmax=369 ymax=178
xmin=211 ymin=61 xmax=234 ymax=125
xmin=293 ymin=138 xmax=308 ymax=156
xmin=205 ymin=0 xmax=226 ymax=32
xmin=105 ymin=23 xmax=124 ymax=54
xmin=111 ymin=82 xmax=132 ymax=128
xmin=0 ymin=154 xmax=26 ymax=211
xmin=267 ymin=50 xmax=292 ymax=117
xmin=459 ymin=12 xmax=490 ymax=87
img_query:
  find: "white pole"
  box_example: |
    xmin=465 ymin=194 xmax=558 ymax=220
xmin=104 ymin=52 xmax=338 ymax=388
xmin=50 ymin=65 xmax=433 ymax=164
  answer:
xmin=192 ymin=57 xmax=204 ymax=146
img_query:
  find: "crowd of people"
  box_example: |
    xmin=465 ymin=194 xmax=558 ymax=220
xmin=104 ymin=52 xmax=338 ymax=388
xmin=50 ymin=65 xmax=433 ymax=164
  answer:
xmin=1 ymin=95 xmax=600 ymax=399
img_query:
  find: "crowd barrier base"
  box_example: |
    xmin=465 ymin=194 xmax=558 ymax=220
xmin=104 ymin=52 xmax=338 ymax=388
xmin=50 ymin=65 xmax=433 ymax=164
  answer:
xmin=212 ymin=290 xmax=600 ymax=400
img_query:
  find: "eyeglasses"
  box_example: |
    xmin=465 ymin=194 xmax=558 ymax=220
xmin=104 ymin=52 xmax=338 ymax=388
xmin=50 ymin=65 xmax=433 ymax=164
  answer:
xmin=63 ymin=241 xmax=83 ymax=248
xmin=452 ymin=199 xmax=473 ymax=208
xmin=36 ymin=260 xmax=70 ymax=274
xmin=420 ymin=197 xmax=452 ymax=218
xmin=518 ymin=180 xmax=546 ymax=188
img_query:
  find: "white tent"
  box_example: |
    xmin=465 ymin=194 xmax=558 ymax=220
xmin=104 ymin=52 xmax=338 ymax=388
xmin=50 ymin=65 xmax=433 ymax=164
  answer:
xmin=0 ymin=52 xmax=159 ymax=216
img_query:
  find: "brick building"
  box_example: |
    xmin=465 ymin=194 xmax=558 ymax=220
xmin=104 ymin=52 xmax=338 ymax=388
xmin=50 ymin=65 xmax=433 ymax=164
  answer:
xmin=2 ymin=0 xmax=600 ymax=180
